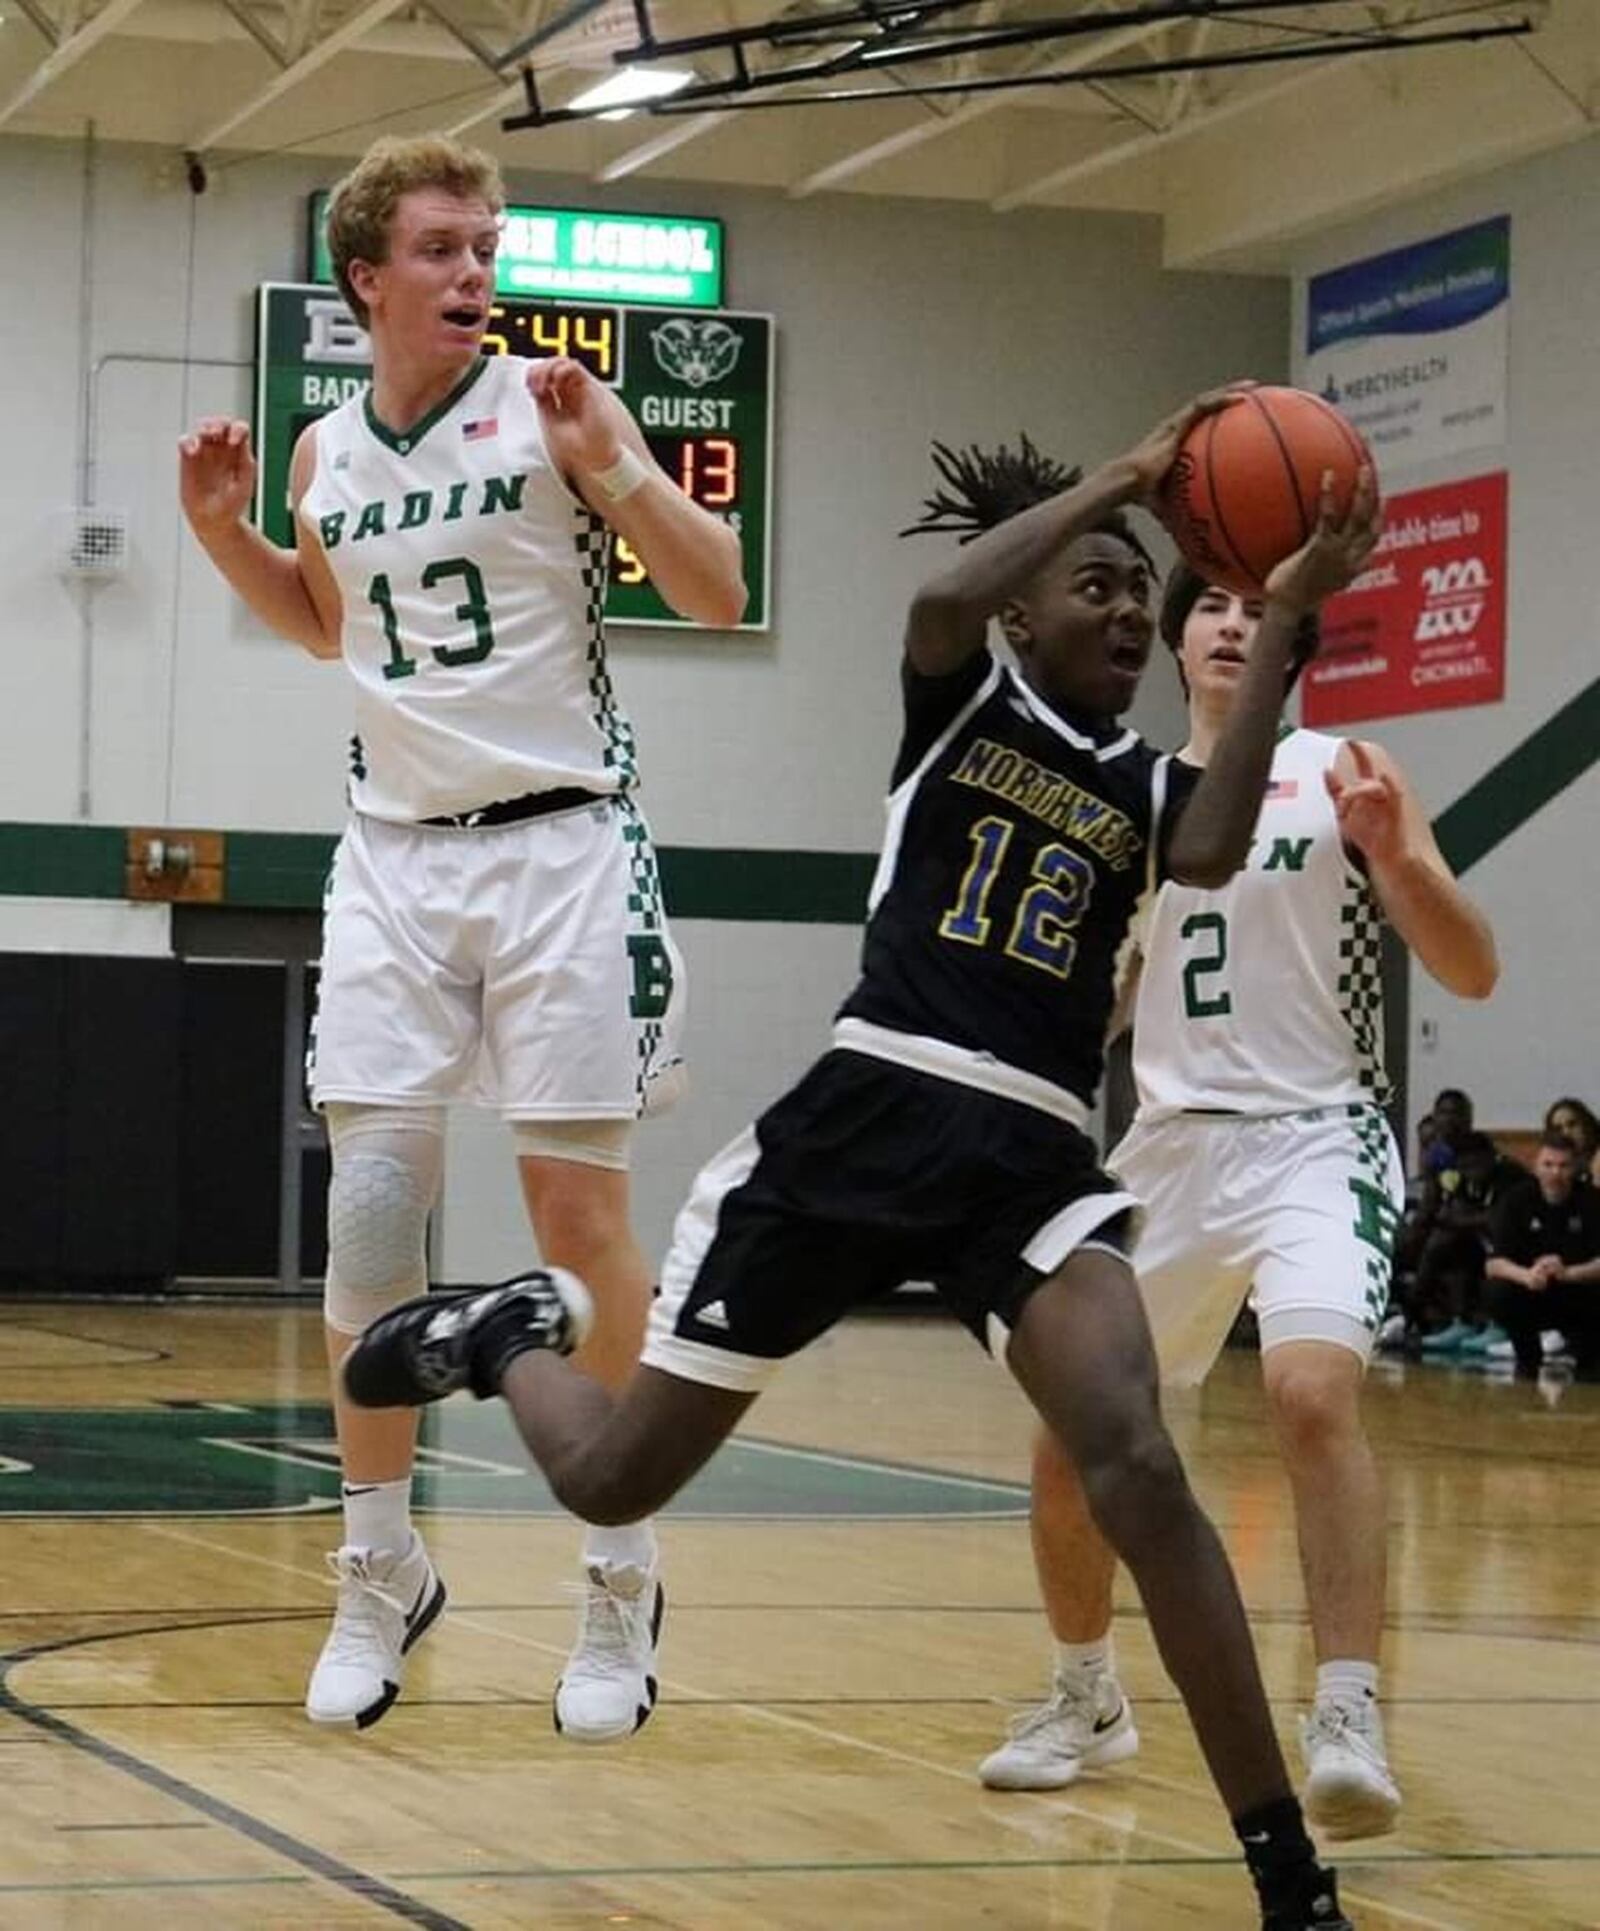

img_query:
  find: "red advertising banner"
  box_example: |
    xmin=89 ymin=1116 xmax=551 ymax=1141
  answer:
xmin=1301 ymin=471 xmax=1507 ymax=727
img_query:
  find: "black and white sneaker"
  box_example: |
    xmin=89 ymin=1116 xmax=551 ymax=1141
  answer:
xmin=554 ymin=1559 xmax=666 ymax=1743
xmin=342 ymin=1270 xmax=594 ymax=1408
xmin=305 ymin=1531 xmax=446 ymax=1728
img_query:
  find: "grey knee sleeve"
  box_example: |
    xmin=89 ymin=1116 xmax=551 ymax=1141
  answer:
xmin=324 ymin=1105 xmax=444 ymax=1335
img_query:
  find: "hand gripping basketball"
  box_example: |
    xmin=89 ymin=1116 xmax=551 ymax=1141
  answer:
xmin=1159 ymin=386 xmax=1377 ymax=595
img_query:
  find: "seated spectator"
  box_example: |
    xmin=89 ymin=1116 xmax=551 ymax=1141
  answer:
xmin=1406 ymin=1113 xmax=1437 ymax=1207
xmin=1485 ymin=1133 xmax=1600 ymax=1379
xmin=1544 ymin=1098 xmax=1599 ymax=1184
xmin=1421 ymin=1087 xmax=1474 ymax=1175
xmin=1395 ymin=1130 xmax=1526 ymax=1352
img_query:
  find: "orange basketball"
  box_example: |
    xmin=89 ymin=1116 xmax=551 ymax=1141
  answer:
xmin=1159 ymin=386 xmax=1373 ymax=595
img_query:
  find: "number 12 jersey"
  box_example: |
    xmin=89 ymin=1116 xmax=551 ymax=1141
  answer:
xmin=836 ymin=649 xmax=1196 ymax=1119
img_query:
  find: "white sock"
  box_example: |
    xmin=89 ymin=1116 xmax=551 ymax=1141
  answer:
xmin=1316 ymin=1659 xmax=1379 ymax=1707
xmin=341 ymin=1476 xmax=412 ymax=1558
xmin=583 ymin=1519 xmax=658 ymax=1574
xmin=1053 ymin=1634 xmax=1115 ymax=1687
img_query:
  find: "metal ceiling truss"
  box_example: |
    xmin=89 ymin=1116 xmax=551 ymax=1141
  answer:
xmin=502 ymin=0 xmax=1536 ymax=131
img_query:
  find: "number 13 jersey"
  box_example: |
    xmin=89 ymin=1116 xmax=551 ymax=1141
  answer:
xmin=300 ymin=354 xmax=636 ymax=823
xmin=1131 ymin=727 xmax=1390 ymax=1123
xmin=836 ymin=649 xmax=1194 ymax=1118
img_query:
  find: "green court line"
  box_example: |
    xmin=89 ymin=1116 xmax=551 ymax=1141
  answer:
xmin=0 ymin=1407 xmax=1031 ymax=1519
xmin=224 ymin=830 xmax=335 ymax=908
xmin=1434 ymin=674 xmax=1600 ymax=875
xmin=0 ymin=1877 xmax=316 ymax=1896
xmin=661 ymin=846 xmax=875 ymax=922
xmin=308 ymin=1849 xmax=1600 ymax=1880
xmin=0 ymin=822 xmax=123 ymax=897
xmin=5 ymin=1846 xmax=1600 ymax=1897
xmin=0 ymin=822 xmax=875 ymax=923
xmin=1 ymin=665 xmax=1594 ymax=920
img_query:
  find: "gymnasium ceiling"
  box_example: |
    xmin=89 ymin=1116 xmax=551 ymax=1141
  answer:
xmin=0 ymin=0 xmax=1595 ymax=269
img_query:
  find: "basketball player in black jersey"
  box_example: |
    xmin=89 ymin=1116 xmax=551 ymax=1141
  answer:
xmin=341 ymin=390 xmax=1380 ymax=1930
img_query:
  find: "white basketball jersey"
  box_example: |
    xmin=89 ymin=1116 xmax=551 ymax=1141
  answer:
xmin=300 ymin=355 xmax=635 ymax=822
xmin=1131 ymin=728 xmax=1388 ymax=1120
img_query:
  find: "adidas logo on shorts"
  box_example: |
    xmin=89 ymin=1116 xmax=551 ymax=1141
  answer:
xmin=695 ymin=1300 xmax=731 ymax=1332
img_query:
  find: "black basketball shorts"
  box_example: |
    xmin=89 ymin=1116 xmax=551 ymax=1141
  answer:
xmin=641 ymin=1047 xmax=1138 ymax=1393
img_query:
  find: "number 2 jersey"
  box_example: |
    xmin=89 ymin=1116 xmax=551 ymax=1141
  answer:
xmin=299 ymin=354 xmax=636 ymax=823
xmin=835 ymin=648 xmax=1196 ymax=1119
xmin=1130 ymin=726 xmax=1390 ymax=1122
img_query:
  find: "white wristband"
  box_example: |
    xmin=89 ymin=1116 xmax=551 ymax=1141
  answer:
xmin=588 ymin=446 xmax=650 ymax=503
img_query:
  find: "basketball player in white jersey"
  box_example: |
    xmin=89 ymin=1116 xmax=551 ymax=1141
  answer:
xmin=178 ymin=135 xmax=745 ymax=1740
xmin=979 ymin=566 xmax=1497 ymax=1837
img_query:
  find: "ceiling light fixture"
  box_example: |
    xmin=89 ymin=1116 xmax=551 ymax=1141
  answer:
xmin=567 ymin=66 xmax=694 ymax=121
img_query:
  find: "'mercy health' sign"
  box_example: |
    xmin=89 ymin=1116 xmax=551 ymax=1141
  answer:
xmin=1298 ymin=217 xmax=1509 ymax=472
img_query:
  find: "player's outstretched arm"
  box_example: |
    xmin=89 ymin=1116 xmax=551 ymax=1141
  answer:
xmin=902 ymin=387 xmax=1249 ymax=676
xmin=1326 ymin=741 xmax=1498 ymax=999
xmin=904 ymin=463 xmax=1141 ymax=676
xmin=1167 ymin=465 xmax=1381 ymax=887
xmin=177 ymin=419 xmax=340 ymax=658
xmin=531 ymin=358 xmax=746 ymax=629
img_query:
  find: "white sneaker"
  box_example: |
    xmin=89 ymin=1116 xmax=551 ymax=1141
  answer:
xmin=1300 ymin=1696 xmax=1401 ymax=1839
xmin=977 ymin=1674 xmax=1139 ymax=1791
xmin=305 ymin=1533 xmax=446 ymax=1729
xmin=554 ymin=1560 xmax=664 ymax=1743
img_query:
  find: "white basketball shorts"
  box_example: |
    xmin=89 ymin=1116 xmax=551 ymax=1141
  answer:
xmin=1108 ymin=1103 xmax=1404 ymax=1384
xmin=308 ymin=795 xmax=685 ymax=1121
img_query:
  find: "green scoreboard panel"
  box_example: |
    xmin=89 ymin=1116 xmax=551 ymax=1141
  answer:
xmin=253 ymin=283 xmax=774 ymax=629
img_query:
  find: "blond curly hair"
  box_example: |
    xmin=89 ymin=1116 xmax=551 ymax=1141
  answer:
xmin=327 ymin=135 xmax=505 ymax=327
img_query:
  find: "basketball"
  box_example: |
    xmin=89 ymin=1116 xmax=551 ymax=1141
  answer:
xmin=1159 ymin=386 xmax=1374 ymax=595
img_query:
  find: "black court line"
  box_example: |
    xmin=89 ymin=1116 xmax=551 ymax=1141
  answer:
xmin=29 ymin=1690 xmax=1600 ymax=1719
xmin=6 ymin=1610 xmax=1598 ymax=1914
xmin=308 ymin=1847 xmax=1600 ymax=1882
xmin=4 ymin=1599 xmax=1597 ymax=1641
xmin=0 ymin=1617 xmax=470 ymax=1931
xmin=1 ymin=1845 xmax=1599 ymax=1903
xmin=0 ymin=1319 xmax=173 ymax=1367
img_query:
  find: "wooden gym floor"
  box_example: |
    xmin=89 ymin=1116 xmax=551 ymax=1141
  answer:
xmin=0 ymin=1300 xmax=1596 ymax=1929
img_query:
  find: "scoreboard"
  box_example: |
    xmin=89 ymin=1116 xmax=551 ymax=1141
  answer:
xmin=253 ymin=283 xmax=774 ymax=629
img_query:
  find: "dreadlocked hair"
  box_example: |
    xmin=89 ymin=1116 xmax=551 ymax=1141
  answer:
xmin=900 ymin=433 xmax=1154 ymax=567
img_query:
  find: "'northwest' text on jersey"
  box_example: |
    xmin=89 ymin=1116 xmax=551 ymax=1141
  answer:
xmin=300 ymin=356 xmax=636 ymax=823
xmin=1131 ymin=727 xmax=1390 ymax=1120
xmin=836 ymin=650 xmax=1192 ymax=1117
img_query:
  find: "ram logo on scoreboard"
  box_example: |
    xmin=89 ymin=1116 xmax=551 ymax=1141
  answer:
xmin=253 ymin=282 xmax=774 ymax=631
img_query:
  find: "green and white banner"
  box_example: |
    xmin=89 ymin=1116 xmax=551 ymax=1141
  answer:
xmin=1297 ymin=217 xmax=1509 ymax=473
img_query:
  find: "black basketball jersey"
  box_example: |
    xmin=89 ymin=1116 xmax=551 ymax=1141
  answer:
xmin=836 ymin=648 xmax=1195 ymax=1114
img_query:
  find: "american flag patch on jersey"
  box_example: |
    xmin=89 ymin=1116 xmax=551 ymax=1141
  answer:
xmin=462 ymin=417 xmax=498 ymax=442
xmin=1266 ymin=778 xmax=1299 ymax=800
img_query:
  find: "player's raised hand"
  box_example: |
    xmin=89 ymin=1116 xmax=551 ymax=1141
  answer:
xmin=1122 ymin=383 xmax=1255 ymax=507
xmin=179 ymin=418 xmax=257 ymax=537
xmin=528 ymin=356 xmax=624 ymax=474
xmin=1325 ymin=739 xmax=1404 ymax=864
xmin=1264 ymin=464 xmax=1382 ymax=611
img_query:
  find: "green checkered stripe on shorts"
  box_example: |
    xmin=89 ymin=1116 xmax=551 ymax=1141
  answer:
xmin=1337 ymin=879 xmax=1389 ymax=1102
xmin=573 ymin=507 xmax=638 ymax=789
xmin=1347 ymin=1103 xmax=1400 ymax=1332
xmin=620 ymin=797 xmax=670 ymax=1105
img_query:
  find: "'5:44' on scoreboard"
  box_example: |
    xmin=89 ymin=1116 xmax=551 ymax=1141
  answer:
xmin=254 ymin=285 xmax=774 ymax=630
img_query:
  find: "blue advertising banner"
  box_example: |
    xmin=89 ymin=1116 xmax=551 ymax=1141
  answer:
xmin=1298 ymin=217 xmax=1509 ymax=471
